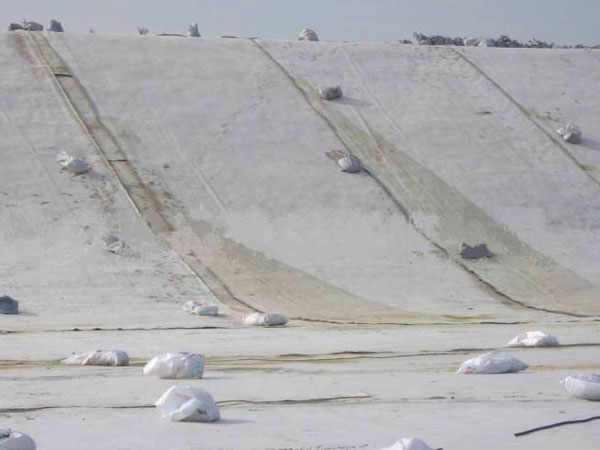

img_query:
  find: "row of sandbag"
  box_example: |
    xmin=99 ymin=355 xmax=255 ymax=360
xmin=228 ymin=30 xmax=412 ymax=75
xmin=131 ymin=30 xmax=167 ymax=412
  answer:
xmin=457 ymin=330 xmax=600 ymax=401
xmin=57 ymin=350 xmax=436 ymax=449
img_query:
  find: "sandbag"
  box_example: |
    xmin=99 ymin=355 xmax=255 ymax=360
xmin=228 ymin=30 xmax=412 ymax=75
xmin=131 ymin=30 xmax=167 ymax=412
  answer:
xmin=188 ymin=22 xmax=200 ymax=37
xmin=0 ymin=429 xmax=36 ymax=450
xmin=144 ymin=352 xmax=205 ymax=379
xmin=460 ymin=243 xmax=493 ymax=259
xmin=381 ymin=438 xmax=433 ymax=450
xmin=463 ymin=37 xmax=481 ymax=46
xmin=56 ymin=151 xmax=90 ymax=174
xmin=49 ymin=20 xmax=64 ymax=32
xmin=562 ymin=374 xmax=600 ymax=401
xmin=458 ymin=351 xmax=528 ymax=374
xmin=155 ymin=386 xmax=220 ymax=422
xmin=337 ymin=154 xmax=362 ymax=173
xmin=183 ymin=300 xmax=219 ymax=316
xmin=102 ymin=234 xmax=138 ymax=257
xmin=23 ymin=22 xmax=43 ymax=31
xmin=244 ymin=313 xmax=289 ymax=326
xmin=557 ymin=122 xmax=582 ymax=144
xmin=0 ymin=295 xmax=19 ymax=314
xmin=298 ymin=28 xmax=319 ymax=41
xmin=318 ymin=86 xmax=343 ymax=100
xmin=63 ymin=349 xmax=130 ymax=366
xmin=8 ymin=23 xmax=24 ymax=31
xmin=507 ymin=331 xmax=559 ymax=347
xmin=478 ymin=37 xmax=496 ymax=47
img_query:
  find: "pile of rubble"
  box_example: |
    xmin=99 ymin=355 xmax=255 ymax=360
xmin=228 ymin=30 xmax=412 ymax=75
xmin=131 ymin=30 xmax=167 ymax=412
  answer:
xmin=410 ymin=32 xmax=600 ymax=49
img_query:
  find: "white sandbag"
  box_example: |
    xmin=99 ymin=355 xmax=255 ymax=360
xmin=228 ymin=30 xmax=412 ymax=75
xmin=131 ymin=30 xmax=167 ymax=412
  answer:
xmin=557 ymin=122 xmax=582 ymax=144
xmin=318 ymin=86 xmax=343 ymax=100
xmin=298 ymin=28 xmax=319 ymax=41
xmin=155 ymin=386 xmax=220 ymax=422
xmin=507 ymin=331 xmax=559 ymax=347
xmin=0 ymin=429 xmax=36 ymax=450
xmin=144 ymin=352 xmax=205 ymax=379
xmin=478 ymin=37 xmax=496 ymax=47
xmin=463 ymin=37 xmax=481 ymax=46
xmin=381 ymin=438 xmax=433 ymax=450
xmin=63 ymin=349 xmax=130 ymax=366
xmin=56 ymin=151 xmax=90 ymax=174
xmin=244 ymin=313 xmax=289 ymax=326
xmin=561 ymin=374 xmax=600 ymax=401
xmin=458 ymin=351 xmax=528 ymax=374
xmin=337 ymin=154 xmax=362 ymax=173
xmin=187 ymin=22 xmax=200 ymax=37
xmin=182 ymin=300 xmax=219 ymax=316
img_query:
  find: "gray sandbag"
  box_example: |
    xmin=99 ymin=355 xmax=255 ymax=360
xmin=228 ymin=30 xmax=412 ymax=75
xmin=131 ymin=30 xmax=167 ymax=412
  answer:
xmin=49 ymin=20 xmax=64 ymax=32
xmin=56 ymin=151 xmax=90 ymax=174
xmin=460 ymin=243 xmax=493 ymax=259
xmin=0 ymin=295 xmax=19 ymax=314
xmin=557 ymin=122 xmax=582 ymax=144
xmin=8 ymin=23 xmax=24 ymax=31
xmin=23 ymin=21 xmax=43 ymax=31
xmin=298 ymin=28 xmax=319 ymax=41
xmin=187 ymin=22 xmax=200 ymax=37
xmin=318 ymin=86 xmax=343 ymax=100
xmin=337 ymin=154 xmax=362 ymax=173
xmin=413 ymin=32 xmax=462 ymax=46
xmin=0 ymin=429 xmax=36 ymax=449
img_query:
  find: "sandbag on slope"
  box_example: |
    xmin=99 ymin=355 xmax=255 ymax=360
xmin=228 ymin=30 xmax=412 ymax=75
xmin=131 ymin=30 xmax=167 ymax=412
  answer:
xmin=182 ymin=300 xmax=219 ymax=316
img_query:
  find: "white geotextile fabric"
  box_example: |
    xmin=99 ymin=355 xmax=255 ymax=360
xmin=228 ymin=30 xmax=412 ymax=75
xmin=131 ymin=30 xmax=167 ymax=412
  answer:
xmin=155 ymin=386 xmax=220 ymax=422
xmin=144 ymin=353 xmax=205 ymax=379
xmin=507 ymin=331 xmax=559 ymax=347
xmin=62 ymin=349 xmax=130 ymax=366
xmin=458 ymin=351 xmax=528 ymax=374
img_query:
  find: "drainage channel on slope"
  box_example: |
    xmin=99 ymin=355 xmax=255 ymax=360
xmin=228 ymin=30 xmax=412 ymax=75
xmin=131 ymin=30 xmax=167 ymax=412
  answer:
xmin=25 ymin=31 xmax=256 ymax=318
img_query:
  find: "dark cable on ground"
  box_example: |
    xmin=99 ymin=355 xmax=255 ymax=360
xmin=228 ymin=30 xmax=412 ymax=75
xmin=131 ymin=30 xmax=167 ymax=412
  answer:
xmin=515 ymin=415 xmax=600 ymax=437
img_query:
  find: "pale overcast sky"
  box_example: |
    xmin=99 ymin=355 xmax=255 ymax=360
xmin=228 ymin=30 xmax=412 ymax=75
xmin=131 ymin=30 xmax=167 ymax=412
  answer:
xmin=3 ymin=0 xmax=600 ymax=45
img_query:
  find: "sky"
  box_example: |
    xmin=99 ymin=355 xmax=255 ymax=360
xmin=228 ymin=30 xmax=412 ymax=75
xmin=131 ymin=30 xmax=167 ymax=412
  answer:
xmin=2 ymin=0 xmax=600 ymax=45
